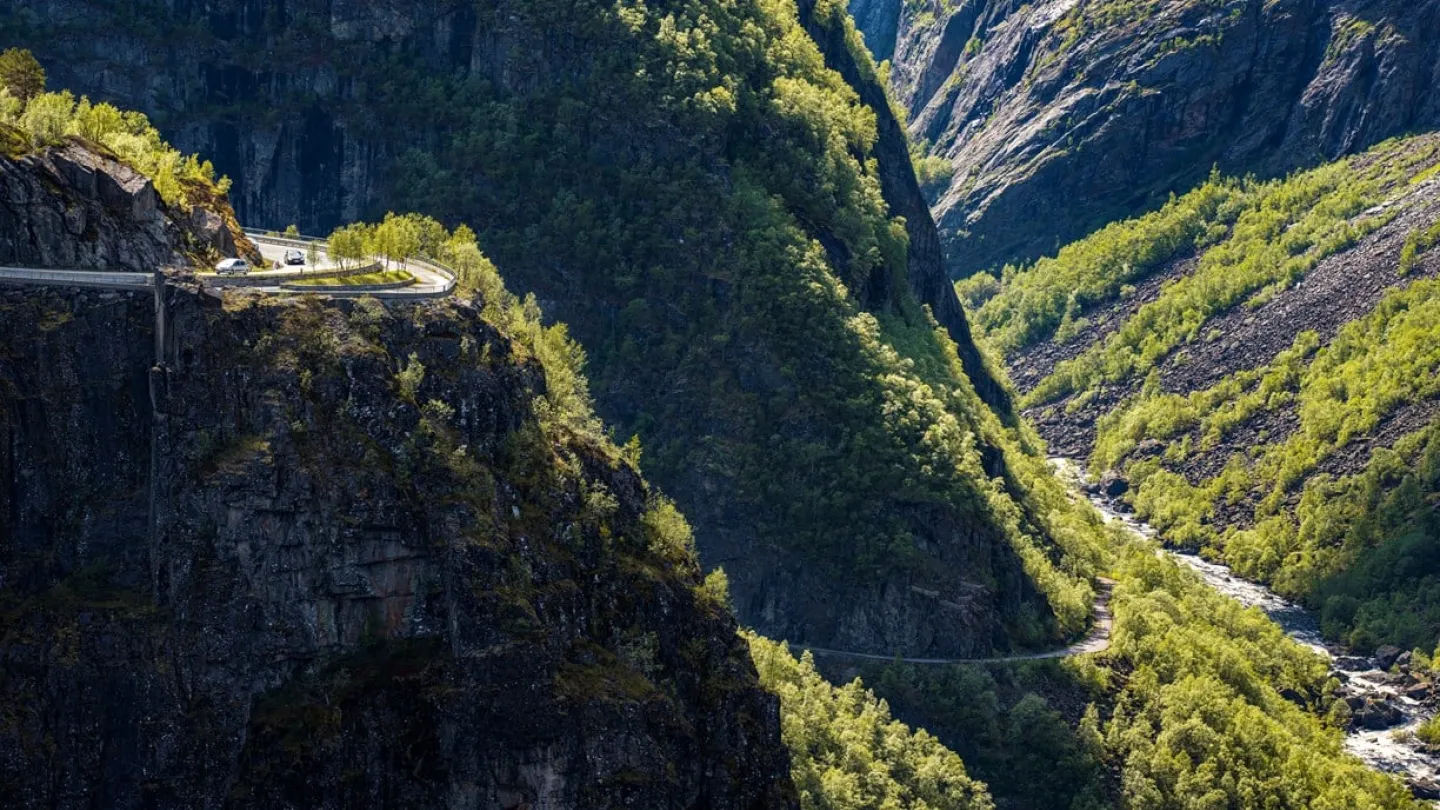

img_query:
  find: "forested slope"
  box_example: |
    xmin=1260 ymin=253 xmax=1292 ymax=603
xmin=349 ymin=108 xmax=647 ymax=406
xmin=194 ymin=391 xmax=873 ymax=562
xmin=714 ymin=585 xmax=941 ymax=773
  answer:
xmin=0 ymin=0 xmax=1106 ymax=656
xmin=966 ymin=132 xmax=1440 ymax=654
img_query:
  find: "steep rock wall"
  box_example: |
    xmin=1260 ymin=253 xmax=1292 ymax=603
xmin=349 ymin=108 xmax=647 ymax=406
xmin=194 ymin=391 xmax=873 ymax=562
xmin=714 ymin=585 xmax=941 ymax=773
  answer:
xmin=0 ymin=287 xmax=796 ymax=809
xmin=798 ymin=0 xmax=1014 ymax=416
xmin=850 ymin=0 xmax=1440 ymax=276
xmin=849 ymin=0 xmax=904 ymax=61
xmin=0 ymin=130 xmax=252 ymax=269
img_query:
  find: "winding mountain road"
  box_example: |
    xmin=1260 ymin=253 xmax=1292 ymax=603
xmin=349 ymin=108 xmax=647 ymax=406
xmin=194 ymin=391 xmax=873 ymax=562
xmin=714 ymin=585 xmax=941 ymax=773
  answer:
xmin=235 ymin=233 xmax=456 ymax=297
xmin=0 ymin=232 xmax=455 ymax=299
xmin=790 ymin=577 xmax=1114 ymax=665
xmin=0 ymin=267 xmax=158 ymax=290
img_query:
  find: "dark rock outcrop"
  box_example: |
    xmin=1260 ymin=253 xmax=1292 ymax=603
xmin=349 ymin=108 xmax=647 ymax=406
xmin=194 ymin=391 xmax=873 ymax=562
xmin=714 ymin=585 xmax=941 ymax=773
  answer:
xmin=1354 ymin=698 xmax=1405 ymax=730
xmin=1098 ymin=472 xmax=1129 ymax=500
xmin=0 ymin=131 xmax=255 ymax=270
xmin=851 ymin=0 xmax=1440 ymax=276
xmin=1376 ymin=644 xmax=1405 ymax=670
xmin=1411 ymin=778 xmax=1440 ymax=801
xmin=1403 ymin=682 xmax=1432 ymax=701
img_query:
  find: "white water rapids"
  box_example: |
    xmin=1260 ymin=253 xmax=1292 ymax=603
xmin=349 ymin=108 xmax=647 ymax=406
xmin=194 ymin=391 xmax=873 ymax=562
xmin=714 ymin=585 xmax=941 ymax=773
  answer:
xmin=1051 ymin=459 xmax=1440 ymax=800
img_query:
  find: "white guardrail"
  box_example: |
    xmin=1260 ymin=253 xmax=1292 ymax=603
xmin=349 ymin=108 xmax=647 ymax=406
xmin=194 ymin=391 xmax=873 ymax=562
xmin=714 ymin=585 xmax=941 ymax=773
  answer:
xmin=0 ymin=267 xmax=155 ymax=289
xmin=0 ymin=227 xmax=460 ymax=299
xmin=243 ymin=229 xmax=459 ymax=299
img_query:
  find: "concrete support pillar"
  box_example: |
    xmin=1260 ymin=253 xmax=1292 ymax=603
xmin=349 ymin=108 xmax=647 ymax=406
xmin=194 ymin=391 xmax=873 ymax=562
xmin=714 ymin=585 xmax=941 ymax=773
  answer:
xmin=153 ymin=271 xmax=166 ymax=367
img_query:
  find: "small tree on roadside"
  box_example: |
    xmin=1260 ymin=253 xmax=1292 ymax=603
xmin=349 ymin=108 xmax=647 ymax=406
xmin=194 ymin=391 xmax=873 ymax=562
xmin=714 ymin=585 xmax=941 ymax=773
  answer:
xmin=0 ymin=49 xmax=46 ymax=103
xmin=284 ymin=223 xmax=300 ymax=238
xmin=327 ymin=223 xmax=369 ymax=269
xmin=404 ymin=212 xmax=447 ymax=258
xmin=397 ymin=218 xmax=421 ymax=267
xmin=375 ymin=212 xmax=421 ymax=268
xmin=446 ymin=223 xmax=479 ymax=258
xmin=306 ymin=240 xmax=320 ymax=270
xmin=369 ymin=219 xmax=394 ymax=268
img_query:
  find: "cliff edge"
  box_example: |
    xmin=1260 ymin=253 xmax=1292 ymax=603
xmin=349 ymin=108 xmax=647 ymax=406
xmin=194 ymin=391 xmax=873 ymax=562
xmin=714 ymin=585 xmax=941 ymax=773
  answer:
xmin=0 ymin=139 xmax=795 ymax=809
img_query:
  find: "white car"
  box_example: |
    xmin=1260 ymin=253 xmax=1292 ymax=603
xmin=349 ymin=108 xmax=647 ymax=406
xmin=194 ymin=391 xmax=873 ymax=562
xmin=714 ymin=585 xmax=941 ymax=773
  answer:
xmin=215 ymin=258 xmax=251 ymax=276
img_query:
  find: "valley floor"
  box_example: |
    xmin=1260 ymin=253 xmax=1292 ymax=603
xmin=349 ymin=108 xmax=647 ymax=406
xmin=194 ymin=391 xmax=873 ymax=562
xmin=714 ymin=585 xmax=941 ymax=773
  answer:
xmin=1058 ymin=459 xmax=1440 ymax=801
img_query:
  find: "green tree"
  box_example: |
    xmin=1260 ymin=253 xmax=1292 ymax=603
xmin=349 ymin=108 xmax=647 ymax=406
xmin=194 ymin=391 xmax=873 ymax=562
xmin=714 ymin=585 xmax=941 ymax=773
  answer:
xmin=699 ymin=568 xmax=730 ymax=609
xmin=0 ymin=48 xmax=45 ymax=102
xmin=396 ymin=353 xmax=425 ymax=401
xmin=374 ymin=212 xmax=421 ymax=268
xmin=401 ymin=212 xmax=447 ymax=258
xmin=0 ymin=89 xmax=21 ymax=126
xmin=19 ymin=91 xmax=74 ymax=147
xmin=69 ymin=98 xmax=126 ymax=143
xmin=326 ymin=223 xmax=370 ymax=269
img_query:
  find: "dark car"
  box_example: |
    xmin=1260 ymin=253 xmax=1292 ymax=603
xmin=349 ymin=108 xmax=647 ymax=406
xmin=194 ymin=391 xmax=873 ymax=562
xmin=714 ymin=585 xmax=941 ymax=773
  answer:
xmin=284 ymin=249 xmax=305 ymax=266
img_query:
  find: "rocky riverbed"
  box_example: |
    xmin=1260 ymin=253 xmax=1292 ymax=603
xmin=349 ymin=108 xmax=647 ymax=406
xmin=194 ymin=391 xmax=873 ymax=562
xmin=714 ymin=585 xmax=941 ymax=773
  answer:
xmin=1053 ymin=459 xmax=1440 ymax=801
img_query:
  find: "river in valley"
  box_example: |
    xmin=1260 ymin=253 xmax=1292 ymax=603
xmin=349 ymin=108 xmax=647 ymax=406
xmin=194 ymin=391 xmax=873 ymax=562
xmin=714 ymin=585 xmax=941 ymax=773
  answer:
xmin=1051 ymin=459 xmax=1440 ymax=801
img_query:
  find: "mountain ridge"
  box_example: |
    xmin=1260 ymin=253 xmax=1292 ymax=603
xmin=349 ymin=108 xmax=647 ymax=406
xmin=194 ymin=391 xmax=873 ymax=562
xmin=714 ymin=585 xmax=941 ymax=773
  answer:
xmin=849 ymin=0 xmax=1440 ymax=277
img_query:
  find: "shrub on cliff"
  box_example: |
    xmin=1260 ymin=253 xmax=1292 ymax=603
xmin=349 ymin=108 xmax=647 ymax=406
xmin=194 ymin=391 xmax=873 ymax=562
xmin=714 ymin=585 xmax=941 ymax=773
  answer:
xmin=0 ymin=55 xmax=229 ymax=209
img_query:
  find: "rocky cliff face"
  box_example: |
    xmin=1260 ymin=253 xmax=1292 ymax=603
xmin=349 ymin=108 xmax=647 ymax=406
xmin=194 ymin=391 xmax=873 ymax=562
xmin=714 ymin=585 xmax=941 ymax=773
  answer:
xmin=0 ymin=127 xmax=253 ymax=269
xmin=851 ymin=0 xmax=1440 ymax=276
xmin=0 ymin=144 xmax=794 ymax=808
xmin=848 ymin=0 xmax=903 ymax=62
